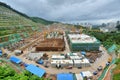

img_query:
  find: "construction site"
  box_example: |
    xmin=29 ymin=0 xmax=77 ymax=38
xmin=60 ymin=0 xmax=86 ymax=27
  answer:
xmin=35 ymin=31 xmax=65 ymax=51
xmin=0 ymin=14 xmax=111 ymax=79
xmin=0 ymin=26 xmax=112 ymax=80
xmin=0 ymin=2 xmax=118 ymax=80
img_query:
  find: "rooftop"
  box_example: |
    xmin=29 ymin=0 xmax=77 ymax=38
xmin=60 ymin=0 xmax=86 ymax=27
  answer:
xmin=57 ymin=73 xmax=73 ymax=80
xmin=25 ymin=64 xmax=46 ymax=78
xmin=68 ymin=34 xmax=97 ymax=43
xmin=70 ymin=56 xmax=82 ymax=60
xmin=80 ymin=71 xmax=93 ymax=78
xmin=74 ymin=58 xmax=90 ymax=64
xmin=51 ymin=55 xmax=65 ymax=59
xmin=10 ymin=56 xmax=22 ymax=64
xmin=51 ymin=60 xmax=73 ymax=64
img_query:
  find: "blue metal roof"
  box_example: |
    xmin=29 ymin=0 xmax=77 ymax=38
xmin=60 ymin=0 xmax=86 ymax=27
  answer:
xmin=26 ymin=64 xmax=45 ymax=78
xmin=57 ymin=73 xmax=73 ymax=80
xmin=10 ymin=56 xmax=22 ymax=64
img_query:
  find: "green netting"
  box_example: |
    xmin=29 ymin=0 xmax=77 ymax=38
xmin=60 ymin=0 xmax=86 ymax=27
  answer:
xmin=24 ymin=32 xmax=29 ymax=37
xmin=67 ymin=34 xmax=101 ymax=51
xmin=0 ymin=41 xmax=9 ymax=47
xmin=31 ymin=27 xmax=36 ymax=31
xmin=69 ymin=39 xmax=100 ymax=51
xmin=0 ymin=33 xmax=22 ymax=48
xmin=107 ymin=44 xmax=117 ymax=53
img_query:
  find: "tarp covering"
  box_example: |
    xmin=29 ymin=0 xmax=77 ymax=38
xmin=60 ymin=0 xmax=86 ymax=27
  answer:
xmin=26 ymin=64 xmax=45 ymax=77
xmin=108 ymin=44 xmax=117 ymax=53
xmin=0 ymin=50 xmax=2 ymax=56
xmin=57 ymin=73 xmax=73 ymax=80
xmin=37 ymin=59 xmax=44 ymax=64
xmin=10 ymin=56 xmax=22 ymax=64
xmin=81 ymin=51 xmax=86 ymax=55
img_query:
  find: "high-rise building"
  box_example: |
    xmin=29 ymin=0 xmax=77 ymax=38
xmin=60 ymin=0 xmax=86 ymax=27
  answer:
xmin=80 ymin=23 xmax=92 ymax=29
xmin=116 ymin=21 xmax=120 ymax=26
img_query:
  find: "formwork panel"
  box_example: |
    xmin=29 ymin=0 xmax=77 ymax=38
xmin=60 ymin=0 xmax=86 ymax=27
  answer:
xmin=36 ymin=38 xmax=65 ymax=51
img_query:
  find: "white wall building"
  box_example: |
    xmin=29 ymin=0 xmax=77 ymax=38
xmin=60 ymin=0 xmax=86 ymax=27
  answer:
xmin=74 ymin=58 xmax=90 ymax=67
xmin=75 ymin=74 xmax=83 ymax=80
xmin=51 ymin=60 xmax=73 ymax=67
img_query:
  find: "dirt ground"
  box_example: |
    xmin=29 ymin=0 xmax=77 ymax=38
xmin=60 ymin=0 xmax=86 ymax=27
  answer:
xmin=113 ymin=64 xmax=120 ymax=74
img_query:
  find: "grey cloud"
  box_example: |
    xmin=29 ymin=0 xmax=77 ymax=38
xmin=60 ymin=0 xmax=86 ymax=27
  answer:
xmin=0 ymin=0 xmax=120 ymax=24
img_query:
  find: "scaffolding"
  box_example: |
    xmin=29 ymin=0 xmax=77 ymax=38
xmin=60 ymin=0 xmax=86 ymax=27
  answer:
xmin=67 ymin=34 xmax=101 ymax=51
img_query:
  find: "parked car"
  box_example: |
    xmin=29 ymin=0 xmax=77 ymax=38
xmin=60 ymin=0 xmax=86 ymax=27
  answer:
xmin=93 ymin=71 xmax=98 ymax=75
xmin=97 ymin=66 xmax=103 ymax=71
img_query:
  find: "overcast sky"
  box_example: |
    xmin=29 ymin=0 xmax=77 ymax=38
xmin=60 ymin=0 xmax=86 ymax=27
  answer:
xmin=0 ymin=0 xmax=120 ymax=24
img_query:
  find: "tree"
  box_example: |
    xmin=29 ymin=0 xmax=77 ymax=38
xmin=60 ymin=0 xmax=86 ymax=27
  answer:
xmin=0 ymin=64 xmax=46 ymax=80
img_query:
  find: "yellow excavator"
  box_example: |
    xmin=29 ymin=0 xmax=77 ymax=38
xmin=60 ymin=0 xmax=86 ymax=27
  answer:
xmin=108 ymin=55 xmax=112 ymax=63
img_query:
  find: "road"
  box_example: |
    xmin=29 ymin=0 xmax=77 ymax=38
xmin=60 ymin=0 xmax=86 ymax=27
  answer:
xmin=63 ymin=32 xmax=70 ymax=53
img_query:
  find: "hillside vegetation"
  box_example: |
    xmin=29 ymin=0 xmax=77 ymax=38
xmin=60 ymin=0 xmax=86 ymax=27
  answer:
xmin=0 ymin=2 xmax=55 ymax=38
xmin=0 ymin=2 xmax=39 ymax=37
xmin=30 ymin=17 xmax=57 ymax=25
xmin=0 ymin=60 xmax=47 ymax=80
xmin=0 ymin=2 xmax=45 ymax=47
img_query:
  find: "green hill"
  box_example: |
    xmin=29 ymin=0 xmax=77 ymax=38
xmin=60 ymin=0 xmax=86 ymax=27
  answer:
xmin=0 ymin=2 xmax=39 ymax=35
xmin=0 ymin=2 xmax=56 ymax=35
xmin=0 ymin=2 xmax=54 ymax=25
xmin=30 ymin=17 xmax=56 ymax=25
xmin=0 ymin=2 xmax=57 ymax=47
xmin=0 ymin=2 xmax=42 ymax=47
